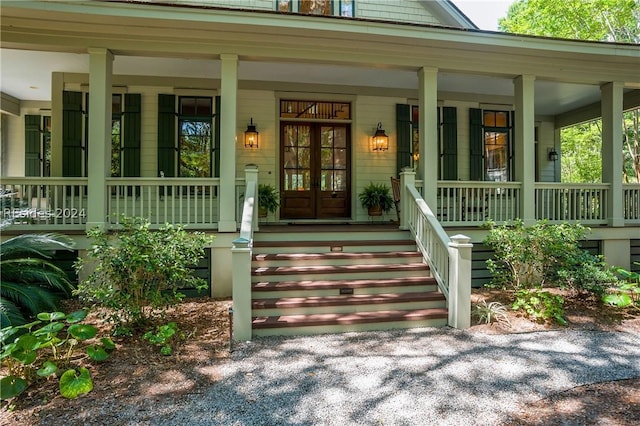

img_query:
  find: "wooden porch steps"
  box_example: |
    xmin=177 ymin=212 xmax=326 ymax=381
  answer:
xmin=250 ymin=228 xmax=448 ymax=337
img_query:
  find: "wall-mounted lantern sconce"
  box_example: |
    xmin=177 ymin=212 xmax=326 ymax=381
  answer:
xmin=371 ymin=122 xmax=389 ymax=152
xmin=244 ymin=118 xmax=259 ymax=149
xmin=548 ymin=148 xmax=558 ymax=161
xmin=412 ymin=152 xmax=420 ymax=162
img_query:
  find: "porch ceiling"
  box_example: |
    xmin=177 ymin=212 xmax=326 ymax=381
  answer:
xmin=0 ymin=48 xmax=607 ymax=117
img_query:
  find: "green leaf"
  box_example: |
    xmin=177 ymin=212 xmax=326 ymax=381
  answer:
xmin=49 ymin=312 xmax=66 ymax=321
xmin=160 ymin=345 xmax=172 ymax=356
xmin=603 ymin=293 xmax=633 ymax=308
xmin=13 ymin=349 xmax=37 ymax=365
xmin=65 ymin=310 xmax=88 ymax=324
xmin=67 ymin=324 xmax=98 ymax=340
xmin=33 ymin=321 xmax=65 ymax=336
xmin=15 ymin=334 xmax=39 ymax=351
xmin=37 ymin=361 xmax=58 ymax=377
xmin=59 ymin=368 xmax=93 ymax=399
xmin=101 ymin=337 xmax=116 ymax=351
xmin=0 ymin=376 xmax=28 ymax=400
xmin=86 ymin=345 xmax=109 ymax=362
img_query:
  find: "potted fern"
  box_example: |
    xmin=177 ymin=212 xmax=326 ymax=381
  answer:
xmin=258 ymin=184 xmax=279 ymax=218
xmin=358 ymin=182 xmax=394 ymax=216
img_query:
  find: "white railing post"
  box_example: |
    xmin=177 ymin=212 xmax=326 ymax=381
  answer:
xmin=230 ymin=164 xmax=259 ymax=341
xmin=447 ymin=234 xmax=472 ymax=329
xmin=231 ymin=238 xmax=252 ymax=341
xmin=399 ymin=167 xmax=415 ymax=230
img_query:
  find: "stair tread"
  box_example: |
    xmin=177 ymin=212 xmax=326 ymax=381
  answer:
xmin=253 ymin=251 xmax=421 ymax=261
xmin=252 ymin=308 xmax=449 ymax=328
xmin=252 ymin=291 xmax=445 ymax=309
xmin=252 ymin=262 xmax=429 ymax=276
xmin=253 ymin=239 xmax=416 ymax=248
xmin=252 ymin=276 xmax=437 ymax=291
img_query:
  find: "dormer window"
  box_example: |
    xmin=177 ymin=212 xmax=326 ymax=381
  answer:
xmin=277 ymin=1 xmax=354 ymax=17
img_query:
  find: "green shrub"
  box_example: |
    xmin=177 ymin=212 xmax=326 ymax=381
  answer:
xmin=484 ymin=220 xmax=616 ymax=292
xmin=0 ymin=310 xmax=114 ymax=400
xmin=75 ymin=217 xmax=213 ymax=328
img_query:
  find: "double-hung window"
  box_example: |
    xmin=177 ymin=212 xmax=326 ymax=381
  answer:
xmin=469 ymin=108 xmax=512 ymax=181
xmin=483 ymin=111 xmax=511 ymax=182
xmin=178 ymin=97 xmax=213 ymax=178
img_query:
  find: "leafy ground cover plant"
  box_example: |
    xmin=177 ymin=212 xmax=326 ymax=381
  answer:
xmin=143 ymin=321 xmax=183 ymax=356
xmin=0 ymin=310 xmax=115 ymax=400
xmin=75 ymin=217 xmax=214 ymax=331
xmin=603 ymin=266 xmax=640 ymax=309
xmin=513 ymin=289 xmax=567 ymax=325
xmin=1 ymin=234 xmax=74 ymax=328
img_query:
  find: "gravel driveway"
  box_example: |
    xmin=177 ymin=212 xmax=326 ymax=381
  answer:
xmin=144 ymin=328 xmax=639 ymax=425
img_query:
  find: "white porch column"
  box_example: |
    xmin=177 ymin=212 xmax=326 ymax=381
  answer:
xmin=86 ymin=48 xmax=113 ymax=230
xmin=418 ymin=67 xmax=439 ymax=210
xmin=601 ymin=82 xmax=624 ymax=227
xmin=514 ymin=75 xmax=536 ymax=225
xmin=218 ymin=54 xmax=239 ymax=232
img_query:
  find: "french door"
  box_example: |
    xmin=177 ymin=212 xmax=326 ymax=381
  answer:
xmin=280 ymin=123 xmax=350 ymax=219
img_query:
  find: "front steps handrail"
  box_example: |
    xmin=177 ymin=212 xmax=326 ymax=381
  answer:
xmin=401 ymin=169 xmax=472 ymax=329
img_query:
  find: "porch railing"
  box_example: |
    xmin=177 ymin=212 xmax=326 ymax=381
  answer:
xmin=1 ymin=177 xmax=88 ymax=231
xmin=437 ymin=181 xmax=522 ymax=226
xmin=535 ymin=183 xmax=609 ymax=224
xmin=624 ymin=184 xmax=640 ymax=224
xmin=402 ymin=171 xmax=471 ymax=329
xmin=105 ymin=178 xmax=220 ymax=228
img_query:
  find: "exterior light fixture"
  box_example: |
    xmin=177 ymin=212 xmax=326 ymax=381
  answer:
xmin=372 ymin=122 xmax=389 ymax=151
xmin=244 ymin=118 xmax=259 ymax=149
xmin=412 ymin=152 xmax=420 ymax=162
xmin=548 ymin=148 xmax=558 ymax=161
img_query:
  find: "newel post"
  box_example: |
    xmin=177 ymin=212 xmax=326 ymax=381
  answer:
xmin=399 ymin=167 xmax=415 ymax=230
xmin=447 ymin=234 xmax=472 ymax=329
xmin=231 ymin=238 xmax=252 ymax=341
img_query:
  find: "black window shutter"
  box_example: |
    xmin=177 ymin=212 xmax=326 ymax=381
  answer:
xmin=123 ymin=94 xmax=141 ymax=177
xmin=214 ymin=95 xmax=221 ymax=178
xmin=157 ymin=94 xmax=176 ymax=177
xmin=396 ymin=104 xmax=411 ymax=175
xmin=62 ymin=91 xmax=83 ymax=177
xmin=469 ymin=108 xmax=484 ymax=181
xmin=25 ymin=115 xmax=41 ymax=177
xmin=442 ymin=106 xmax=458 ymax=180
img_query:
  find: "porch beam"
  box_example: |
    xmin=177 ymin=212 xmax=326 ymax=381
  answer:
xmin=418 ymin=67 xmax=438 ymax=210
xmin=218 ymin=53 xmax=239 ymax=232
xmin=86 ymin=48 xmax=113 ymax=230
xmin=601 ymin=81 xmax=624 ymax=227
xmin=514 ymin=75 xmax=536 ymax=225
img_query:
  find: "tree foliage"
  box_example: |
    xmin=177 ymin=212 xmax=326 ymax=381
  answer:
xmin=499 ymin=0 xmax=640 ymax=43
xmin=499 ymin=0 xmax=640 ymax=183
